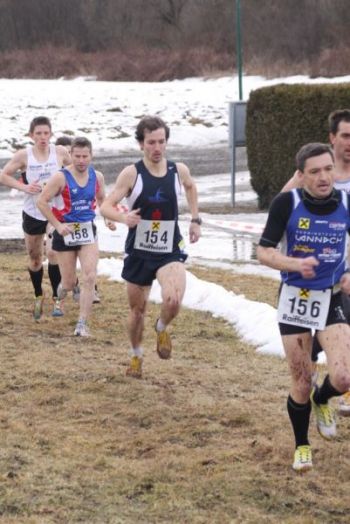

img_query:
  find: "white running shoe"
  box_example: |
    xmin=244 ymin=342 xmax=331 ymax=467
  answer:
xmin=72 ymin=284 xmax=80 ymax=303
xmin=74 ymin=319 xmax=90 ymax=337
xmin=93 ymin=288 xmax=101 ymax=304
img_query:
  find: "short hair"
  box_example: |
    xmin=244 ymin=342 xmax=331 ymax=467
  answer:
xmin=55 ymin=135 xmax=73 ymax=147
xmin=328 ymin=109 xmax=350 ymax=135
xmin=71 ymin=136 xmax=92 ymax=153
xmin=296 ymin=142 xmax=334 ymax=172
xmin=135 ymin=116 xmax=170 ymax=143
xmin=29 ymin=116 xmax=52 ymax=133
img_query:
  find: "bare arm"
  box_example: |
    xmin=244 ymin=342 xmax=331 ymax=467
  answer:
xmin=0 ymin=150 xmax=41 ymax=193
xmin=280 ymin=170 xmax=303 ymax=192
xmin=37 ymin=171 xmax=73 ymax=236
xmin=340 ymin=272 xmax=350 ymax=294
xmin=256 ymin=245 xmax=319 ymax=279
xmin=95 ymin=171 xmax=116 ymax=231
xmin=56 ymin=144 xmax=71 ymax=167
xmin=177 ymin=162 xmax=201 ymax=243
xmin=100 ymin=165 xmax=141 ymax=228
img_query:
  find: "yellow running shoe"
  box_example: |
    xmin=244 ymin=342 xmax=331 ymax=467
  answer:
xmin=33 ymin=295 xmax=44 ymax=321
xmin=292 ymin=445 xmax=313 ymax=473
xmin=338 ymin=391 xmax=350 ymax=417
xmin=156 ymin=329 xmax=172 ymax=359
xmin=126 ymin=356 xmax=143 ymax=379
xmin=310 ymin=387 xmax=337 ymax=440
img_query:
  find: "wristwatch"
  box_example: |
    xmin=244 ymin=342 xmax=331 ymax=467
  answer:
xmin=191 ymin=217 xmax=202 ymax=225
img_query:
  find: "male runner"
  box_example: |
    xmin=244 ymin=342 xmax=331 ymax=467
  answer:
xmin=37 ymin=137 xmax=114 ymax=336
xmin=100 ymin=115 xmax=201 ymax=378
xmin=0 ymin=116 xmax=70 ymax=320
xmin=258 ymin=142 xmax=350 ymax=472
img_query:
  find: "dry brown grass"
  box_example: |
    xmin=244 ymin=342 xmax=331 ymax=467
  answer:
xmin=0 ymin=250 xmax=350 ymax=523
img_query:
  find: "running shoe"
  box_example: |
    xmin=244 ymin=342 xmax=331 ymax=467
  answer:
xmin=126 ymin=356 xmax=143 ymax=379
xmin=155 ymin=322 xmax=172 ymax=359
xmin=51 ymin=297 xmax=64 ymax=317
xmin=72 ymin=283 xmax=80 ymax=303
xmin=338 ymin=391 xmax=350 ymax=417
xmin=57 ymin=283 xmax=68 ymax=300
xmin=93 ymin=287 xmax=101 ymax=304
xmin=292 ymin=445 xmax=313 ymax=473
xmin=310 ymin=386 xmax=337 ymax=440
xmin=33 ymin=295 xmax=44 ymax=321
xmin=74 ymin=319 xmax=90 ymax=337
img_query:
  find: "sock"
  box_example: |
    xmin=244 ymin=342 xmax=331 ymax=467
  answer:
xmin=28 ymin=267 xmax=43 ymax=297
xmin=311 ymin=336 xmax=322 ymax=363
xmin=314 ymin=374 xmax=342 ymax=404
xmin=48 ymin=263 xmax=61 ymax=298
xmin=156 ymin=318 xmax=166 ymax=332
xmin=287 ymin=395 xmax=311 ymax=447
xmin=130 ymin=348 xmax=143 ymax=358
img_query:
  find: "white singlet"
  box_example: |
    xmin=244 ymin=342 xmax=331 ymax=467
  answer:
xmin=335 ymin=178 xmax=350 ymax=194
xmin=23 ymin=144 xmax=59 ymax=221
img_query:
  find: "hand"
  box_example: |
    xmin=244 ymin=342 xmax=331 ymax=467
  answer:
xmin=340 ymin=272 xmax=350 ymax=294
xmin=298 ymin=256 xmax=319 ymax=279
xmin=125 ymin=208 xmax=141 ymax=228
xmin=57 ymin=223 xmax=74 ymax=236
xmin=24 ymin=181 xmax=42 ymax=194
xmin=105 ymin=218 xmax=117 ymax=231
xmin=189 ymin=222 xmax=201 ymax=243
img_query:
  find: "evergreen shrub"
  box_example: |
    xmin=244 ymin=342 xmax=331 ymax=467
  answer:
xmin=246 ymin=83 xmax=350 ymax=209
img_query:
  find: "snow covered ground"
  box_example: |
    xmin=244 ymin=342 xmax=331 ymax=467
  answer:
xmin=1 ymin=72 xmax=343 ymax=360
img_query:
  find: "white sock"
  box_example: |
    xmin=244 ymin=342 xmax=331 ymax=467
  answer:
xmin=130 ymin=347 xmax=143 ymax=358
xmin=156 ymin=318 xmax=166 ymax=332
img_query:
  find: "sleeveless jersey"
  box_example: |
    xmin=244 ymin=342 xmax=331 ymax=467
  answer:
xmin=280 ymin=188 xmax=350 ymax=289
xmin=52 ymin=166 xmax=99 ymax=223
xmin=335 ymin=178 xmax=350 ymax=193
xmin=24 ymin=144 xmax=59 ymax=220
xmin=125 ymin=160 xmax=184 ymax=259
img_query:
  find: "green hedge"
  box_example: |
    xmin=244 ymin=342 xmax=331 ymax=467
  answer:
xmin=246 ymin=83 xmax=350 ymax=209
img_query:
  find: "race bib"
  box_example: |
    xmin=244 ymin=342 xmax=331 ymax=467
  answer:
xmin=278 ymin=284 xmax=331 ymax=330
xmin=63 ymin=222 xmax=95 ymax=246
xmin=134 ymin=219 xmax=175 ymax=253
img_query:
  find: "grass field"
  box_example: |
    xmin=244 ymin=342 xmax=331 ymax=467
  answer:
xmin=0 ymin=250 xmax=350 ymax=523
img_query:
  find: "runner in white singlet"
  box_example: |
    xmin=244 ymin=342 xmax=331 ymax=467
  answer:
xmin=0 ymin=116 xmax=71 ymax=320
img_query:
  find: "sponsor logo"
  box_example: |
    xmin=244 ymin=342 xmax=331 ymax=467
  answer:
xmin=295 ymin=233 xmax=343 ymax=244
xmin=148 ymin=189 xmax=167 ymax=203
xmin=292 ymin=244 xmax=315 ymax=254
xmin=329 ymin=222 xmax=346 ymax=230
xmin=298 ymin=218 xmax=310 ymax=229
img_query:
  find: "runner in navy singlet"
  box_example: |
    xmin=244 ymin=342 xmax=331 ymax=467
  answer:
xmin=100 ymin=116 xmax=201 ymax=378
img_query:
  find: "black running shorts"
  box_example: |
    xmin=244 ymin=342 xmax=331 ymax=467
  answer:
xmin=279 ymin=291 xmax=348 ymax=335
xmin=122 ymin=251 xmax=188 ymax=286
xmin=52 ymin=223 xmax=97 ymax=252
xmin=22 ymin=211 xmax=47 ymax=235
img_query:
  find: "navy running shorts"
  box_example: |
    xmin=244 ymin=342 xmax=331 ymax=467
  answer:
xmin=122 ymin=251 xmax=188 ymax=286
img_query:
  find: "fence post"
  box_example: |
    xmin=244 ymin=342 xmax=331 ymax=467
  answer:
xmin=229 ymin=101 xmax=247 ymax=206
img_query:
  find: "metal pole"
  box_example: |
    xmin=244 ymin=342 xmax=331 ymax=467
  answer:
xmin=235 ymin=0 xmax=243 ymax=100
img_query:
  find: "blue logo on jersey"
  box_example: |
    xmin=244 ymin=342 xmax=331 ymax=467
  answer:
xmin=149 ymin=189 xmax=168 ymax=203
